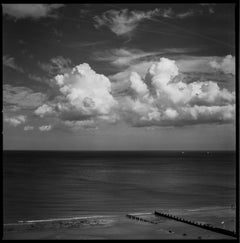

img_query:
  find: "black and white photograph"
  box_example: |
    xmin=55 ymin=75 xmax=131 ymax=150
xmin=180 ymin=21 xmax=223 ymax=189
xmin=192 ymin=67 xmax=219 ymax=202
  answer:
xmin=2 ymin=2 xmax=238 ymax=240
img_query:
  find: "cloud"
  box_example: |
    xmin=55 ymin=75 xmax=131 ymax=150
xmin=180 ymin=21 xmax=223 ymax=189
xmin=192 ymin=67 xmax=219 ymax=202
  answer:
xmin=118 ymin=57 xmax=235 ymax=127
xmin=158 ymin=8 xmax=174 ymax=18
xmin=3 ymin=85 xmax=47 ymax=110
xmin=129 ymin=72 xmax=149 ymax=96
xmin=93 ymin=48 xmax=161 ymax=68
xmin=175 ymin=10 xmax=195 ymax=19
xmin=34 ymin=104 xmax=56 ymax=118
xmin=63 ymin=120 xmax=98 ymax=131
xmin=210 ymin=55 xmax=235 ymax=75
xmin=34 ymin=63 xmax=118 ymax=128
xmin=157 ymin=8 xmax=195 ymax=19
xmin=24 ymin=125 xmax=34 ymax=131
xmin=93 ymin=48 xmax=198 ymax=72
xmin=109 ymin=54 xmax=235 ymax=91
xmin=176 ymin=56 xmax=218 ymax=74
xmin=64 ymin=40 xmax=108 ymax=49
xmin=3 ymin=55 xmax=23 ymax=73
xmin=158 ymin=6 xmax=214 ymax=19
xmin=28 ymin=74 xmax=44 ymax=82
xmin=38 ymin=56 xmax=72 ymax=76
xmin=2 ymin=4 xmax=64 ymax=20
xmin=39 ymin=125 xmax=52 ymax=131
xmin=93 ymin=6 xmax=214 ymax=36
xmin=94 ymin=8 xmax=159 ymax=36
xmin=34 ymin=58 xmax=235 ymax=129
xmin=4 ymin=115 xmax=26 ymax=127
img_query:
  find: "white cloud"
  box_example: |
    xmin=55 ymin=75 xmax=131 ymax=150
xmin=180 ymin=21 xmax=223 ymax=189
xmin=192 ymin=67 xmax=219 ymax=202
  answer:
xmin=118 ymin=57 xmax=235 ymax=127
xmin=109 ymin=55 xmax=235 ymax=91
xmin=164 ymin=108 xmax=179 ymax=120
xmin=129 ymin=72 xmax=149 ymax=96
xmin=210 ymin=55 xmax=235 ymax=75
xmin=34 ymin=104 xmax=55 ymax=118
xmin=24 ymin=125 xmax=34 ymax=131
xmin=54 ymin=63 xmax=117 ymax=116
xmin=94 ymin=8 xmax=159 ymax=36
xmin=39 ymin=125 xmax=52 ymax=131
xmin=34 ymin=57 xmax=235 ymax=129
xmin=3 ymin=55 xmax=23 ymax=73
xmin=35 ymin=63 xmax=118 ymax=127
xmin=3 ymin=85 xmax=47 ymax=110
xmin=4 ymin=115 xmax=26 ymax=127
xmin=2 ymin=4 xmax=64 ymax=20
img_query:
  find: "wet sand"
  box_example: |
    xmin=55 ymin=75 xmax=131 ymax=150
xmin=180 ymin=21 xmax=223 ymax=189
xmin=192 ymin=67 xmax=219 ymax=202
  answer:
xmin=3 ymin=207 xmax=236 ymax=240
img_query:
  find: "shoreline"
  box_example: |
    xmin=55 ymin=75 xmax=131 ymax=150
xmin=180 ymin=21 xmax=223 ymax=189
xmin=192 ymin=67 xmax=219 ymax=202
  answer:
xmin=3 ymin=206 xmax=236 ymax=240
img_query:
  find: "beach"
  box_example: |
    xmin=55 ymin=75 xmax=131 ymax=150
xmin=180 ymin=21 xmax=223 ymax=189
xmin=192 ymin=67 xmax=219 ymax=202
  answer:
xmin=3 ymin=206 xmax=236 ymax=239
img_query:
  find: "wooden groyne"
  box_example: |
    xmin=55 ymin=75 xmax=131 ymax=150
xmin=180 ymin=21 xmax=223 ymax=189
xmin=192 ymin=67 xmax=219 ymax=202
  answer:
xmin=154 ymin=211 xmax=236 ymax=238
xmin=126 ymin=214 xmax=158 ymax=224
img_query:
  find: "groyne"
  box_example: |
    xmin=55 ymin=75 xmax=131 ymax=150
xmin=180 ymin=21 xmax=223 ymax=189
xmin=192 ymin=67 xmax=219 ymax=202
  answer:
xmin=126 ymin=213 xmax=158 ymax=224
xmin=154 ymin=211 xmax=236 ymax=238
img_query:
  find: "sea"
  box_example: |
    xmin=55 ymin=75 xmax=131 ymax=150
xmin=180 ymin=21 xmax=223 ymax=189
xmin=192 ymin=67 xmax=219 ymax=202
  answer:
xmin=3 ymin=151 xmax=236 ymax=224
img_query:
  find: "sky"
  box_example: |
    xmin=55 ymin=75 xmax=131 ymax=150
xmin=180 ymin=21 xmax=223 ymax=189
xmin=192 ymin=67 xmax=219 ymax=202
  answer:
xmin=2 ymin=3 xmax=236 ymax=150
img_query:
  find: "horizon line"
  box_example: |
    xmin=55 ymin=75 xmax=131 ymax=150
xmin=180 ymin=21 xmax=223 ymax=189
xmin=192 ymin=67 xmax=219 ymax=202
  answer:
xmin=3 ymin=149 xmax=236 ymax=152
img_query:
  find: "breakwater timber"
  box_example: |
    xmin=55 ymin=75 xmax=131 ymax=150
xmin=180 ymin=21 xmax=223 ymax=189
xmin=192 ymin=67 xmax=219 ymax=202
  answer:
xmin=154 ymin=211 xmax=237 ymax=238
xmin=126 ymin=214 xmax=158 ymax=224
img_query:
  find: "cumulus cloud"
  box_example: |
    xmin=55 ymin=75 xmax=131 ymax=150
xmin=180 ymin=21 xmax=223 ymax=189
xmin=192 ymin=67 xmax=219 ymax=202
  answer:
xmin=3 ymin=85 xmax=47 ymax=110
xmin=94 ymin=8 xmax=159 ymax=36
xmin=210 ymin=55 xmax=235 ymax=75
xmin=2 ymin=4 xmax=64 ymax=20
xmin=34 ymin=58 xmax=235 ymax=129
xmin=34 ymin=63 xmax=118 ymax=128
xmin=4 ymin=115 xmax=26 ymax=127
xmin=118 ymin=57 xmax=235 ymax=127
xmin=39 ymin=125 xmax=52 ymax=131
xmin=38 ymin=56 xmax=72 ymax=76
xmin=109 ymin=54 xmax=235 ymax=92
xmin=24 ymin=125 xmax=34 ymax=131
xmin=129 ymin=72 xmax=149 ymax=96
xmin=34 ymin=104 xmax=55 ymax=117
xmin=3 ymin=55 xmax=23 ymax=73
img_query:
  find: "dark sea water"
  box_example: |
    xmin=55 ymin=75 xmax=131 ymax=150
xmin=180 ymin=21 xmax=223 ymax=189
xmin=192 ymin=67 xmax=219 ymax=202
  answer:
xmin=3 ymin=151 xmax=236 ymax=224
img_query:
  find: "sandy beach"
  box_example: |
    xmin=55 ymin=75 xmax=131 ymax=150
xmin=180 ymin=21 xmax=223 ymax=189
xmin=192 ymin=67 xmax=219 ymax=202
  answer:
xmin=3 ymin=206 xmax=236 ymax=240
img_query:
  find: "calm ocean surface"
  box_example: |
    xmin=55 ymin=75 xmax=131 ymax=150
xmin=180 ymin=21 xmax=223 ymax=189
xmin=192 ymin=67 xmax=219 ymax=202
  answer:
xmin=3 ymin=151 xmax=236 ymax=224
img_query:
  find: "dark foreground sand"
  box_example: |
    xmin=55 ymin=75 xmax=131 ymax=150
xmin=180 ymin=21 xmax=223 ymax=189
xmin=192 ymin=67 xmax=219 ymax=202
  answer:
xmin=3 ymin=207 xmax=236 ymax=240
